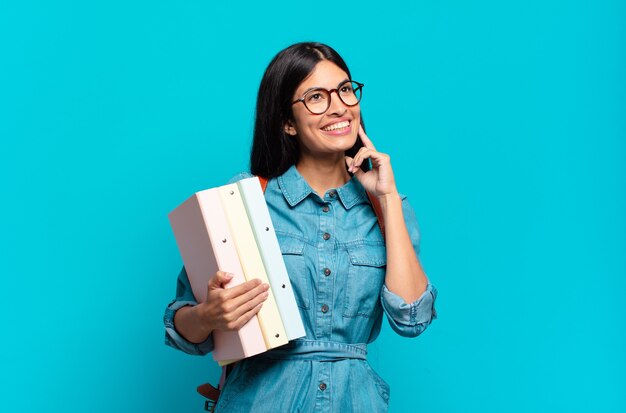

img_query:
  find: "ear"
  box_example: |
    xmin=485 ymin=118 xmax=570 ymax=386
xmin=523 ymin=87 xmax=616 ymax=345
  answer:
xmin=283 ymin=120 xmax=297 ymax=136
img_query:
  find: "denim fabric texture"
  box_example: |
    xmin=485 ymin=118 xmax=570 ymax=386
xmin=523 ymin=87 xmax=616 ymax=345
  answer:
xmin=164 ymin=165 xmax=438 ymax=412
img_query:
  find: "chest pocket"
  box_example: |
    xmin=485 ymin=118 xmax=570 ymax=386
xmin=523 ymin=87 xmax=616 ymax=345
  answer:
xmin=343 ymin=242 xmax=387 ymax=318
xmin=277 ymin=233 xmax=310 ymax=310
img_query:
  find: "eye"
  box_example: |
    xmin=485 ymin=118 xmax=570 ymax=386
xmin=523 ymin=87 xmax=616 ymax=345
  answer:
xmin=339 ymin=82 xmax=356 ymax=96
xmin=306 ymin=91 xmax=327 ymax=102
xmin=340 ymin=84 xmax=354 ymax=93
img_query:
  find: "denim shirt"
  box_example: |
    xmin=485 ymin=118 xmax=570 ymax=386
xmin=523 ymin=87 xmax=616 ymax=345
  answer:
xmin=164 ymin=165 xmax=438 ymax=412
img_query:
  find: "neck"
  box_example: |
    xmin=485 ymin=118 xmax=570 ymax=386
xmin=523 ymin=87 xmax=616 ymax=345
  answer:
xmin=296 ymin=154 xmax=351 ymax=197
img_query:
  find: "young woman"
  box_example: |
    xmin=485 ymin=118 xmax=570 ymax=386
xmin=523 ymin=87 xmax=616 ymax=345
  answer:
xmin=164 ymin=42 xmax=438 ymax=412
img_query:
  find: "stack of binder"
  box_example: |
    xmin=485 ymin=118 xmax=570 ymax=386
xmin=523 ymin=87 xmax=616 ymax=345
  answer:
xmin=168 ymin=177 xmax=306 ymax=365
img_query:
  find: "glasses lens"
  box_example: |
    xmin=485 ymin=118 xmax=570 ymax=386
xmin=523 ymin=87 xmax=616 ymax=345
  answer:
xmin=304 ymin=89 xmax=330 ymax=114
xmin=338 ymin=81 xmax=362 ymax=106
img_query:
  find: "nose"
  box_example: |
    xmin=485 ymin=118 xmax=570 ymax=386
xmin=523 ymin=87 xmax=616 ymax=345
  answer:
xmin=326 ymin=89 xmax=347 ymax=115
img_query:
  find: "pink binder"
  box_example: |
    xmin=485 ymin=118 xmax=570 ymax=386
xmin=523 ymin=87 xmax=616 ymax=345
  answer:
xmin=168 ymin=188 xmax=267 ymax=361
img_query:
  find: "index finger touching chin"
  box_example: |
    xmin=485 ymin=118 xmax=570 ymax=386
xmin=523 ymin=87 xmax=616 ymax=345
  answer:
xmin=358 ymin=124 xmax=377 ymax=151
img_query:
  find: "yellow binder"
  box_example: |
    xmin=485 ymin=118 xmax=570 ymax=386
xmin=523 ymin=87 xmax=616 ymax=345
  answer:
xmin=218 ymin=184 xmax=288 ymax=350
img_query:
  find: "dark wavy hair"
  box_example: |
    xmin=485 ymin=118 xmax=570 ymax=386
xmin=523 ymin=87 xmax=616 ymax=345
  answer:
xmin=250 ymin=42 xmax=369 ymax=178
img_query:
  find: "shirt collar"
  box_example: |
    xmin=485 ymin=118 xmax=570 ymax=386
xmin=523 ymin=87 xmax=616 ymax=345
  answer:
xmin=336 ymin=177 xmax=368 ymax=209
xmin=277 ymin=164 xmax=368 ymax=209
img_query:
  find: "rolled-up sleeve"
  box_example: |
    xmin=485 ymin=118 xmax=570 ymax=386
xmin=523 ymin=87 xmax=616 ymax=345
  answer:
xmin=163 ymin=266 xmax=214 ymax=355
xmin=380 ymin=194 xmax=438 ymax=337
xmin=381 ymin=283 xmax=438 ymax=337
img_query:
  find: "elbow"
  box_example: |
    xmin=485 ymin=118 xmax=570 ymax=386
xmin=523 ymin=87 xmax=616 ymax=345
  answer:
xmin=164 ymin=328 xmax=213 ymax=356
xmin=382 ymin=283 xmax=438 ymax=338
xmin=389 ymin=317 xmax=435 ymax=338
xmin=163 ymin=302 xmax=214 ymax=356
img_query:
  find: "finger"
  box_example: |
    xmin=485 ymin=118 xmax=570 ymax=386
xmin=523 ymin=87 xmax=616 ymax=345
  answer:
xmin=219 ymin=278 xmax=263 ymax=300
xmin=228 ymin=281 xmax=270 ymax=310
xmin=358 ymin=124 xmax=377 ymax=151
xmin=350 ymin=147 xmax=367 ymax=170
xmin=351 ymin=147 xmax=372 ymax=171
xmin=355 ymin=146 xmax=390 ymax=171
xmin=208 ymin=271 xmax=234 ymax=290
xmin=216 ymin=282 xmax=266 ymax=323
xmin=229 ymin=287 xmax=269 ymax=320
xmin=345 ymin=155 xmax=356 ymax=172
xmin=368 ymin=151 xmax=390 ymax=169
xmin=231 ymin=301 xmax=264 ymax=330
xmin=360 ymin=148 xmax=388 ymax=168
xmin=345 ymin=156 xmax=365 ymax=178
xmin=345 ymin=155 xmax=354 ymax=168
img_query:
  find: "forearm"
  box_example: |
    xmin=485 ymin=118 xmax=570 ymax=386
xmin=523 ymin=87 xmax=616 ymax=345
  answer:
xmin=173 ymin=304 xmax=213 ymax=344
xmin=380 ymin=192 xmax=429 ymax=303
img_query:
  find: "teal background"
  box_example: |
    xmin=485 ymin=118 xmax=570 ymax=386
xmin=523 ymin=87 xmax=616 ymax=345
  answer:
xmin=1 ymin=0 xmax=625 ymax=412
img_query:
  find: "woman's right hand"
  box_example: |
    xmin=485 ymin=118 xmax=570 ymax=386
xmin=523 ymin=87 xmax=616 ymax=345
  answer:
xmin=197 ymin=271 xmax=270 ymax=332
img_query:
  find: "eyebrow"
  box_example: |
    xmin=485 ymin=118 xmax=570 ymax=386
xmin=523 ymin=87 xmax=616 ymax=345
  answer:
xmin=300 ymin=78 xmax=350 ymax=96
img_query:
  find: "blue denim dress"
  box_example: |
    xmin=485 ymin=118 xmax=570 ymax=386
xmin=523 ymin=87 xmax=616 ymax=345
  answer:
xmin=164 ymin=165 xmax=438 ymax=412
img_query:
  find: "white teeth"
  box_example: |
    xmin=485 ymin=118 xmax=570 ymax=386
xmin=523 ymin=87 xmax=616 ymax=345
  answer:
xmin=322 ymin=121 xmax=350 ymax=131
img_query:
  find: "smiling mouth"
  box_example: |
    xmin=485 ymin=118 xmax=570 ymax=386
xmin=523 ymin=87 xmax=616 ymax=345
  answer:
xmin=321 ymin=120 xmax=351 ymax=132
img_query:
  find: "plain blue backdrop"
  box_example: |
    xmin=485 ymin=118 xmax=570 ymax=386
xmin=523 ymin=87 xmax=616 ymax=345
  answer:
xmin=1 ymin=1 xmax=625 ymax=412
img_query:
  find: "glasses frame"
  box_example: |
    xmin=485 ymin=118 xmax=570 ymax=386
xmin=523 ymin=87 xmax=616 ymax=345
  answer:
xmin=292 ymin=80 xmax=364 ymax=115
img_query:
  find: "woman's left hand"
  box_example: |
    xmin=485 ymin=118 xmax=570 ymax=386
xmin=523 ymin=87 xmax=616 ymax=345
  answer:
xmin=345 ymin=124 xmax=398 ymax=198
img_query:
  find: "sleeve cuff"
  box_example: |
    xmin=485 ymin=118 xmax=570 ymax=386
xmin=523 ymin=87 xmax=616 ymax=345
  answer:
xmin=163 ymin=300 xmax=214 ymax=355
xmin=381 ymin=283 xmax=438 ymax=337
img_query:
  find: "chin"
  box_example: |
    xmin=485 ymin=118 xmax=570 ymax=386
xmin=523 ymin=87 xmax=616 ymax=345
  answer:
xmin=322 ymin=133 xmax=357 ymax=152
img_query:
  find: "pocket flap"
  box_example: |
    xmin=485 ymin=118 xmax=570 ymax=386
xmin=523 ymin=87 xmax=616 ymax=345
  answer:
xmin=277 ymin=233 xmax=306 ymax=255
xmin=347 ymin=243 xmax=386 ymax=267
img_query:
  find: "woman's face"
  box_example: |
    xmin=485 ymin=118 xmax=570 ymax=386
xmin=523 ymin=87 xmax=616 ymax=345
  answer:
xmin=286 ymin=60 xmax=361 ymax=159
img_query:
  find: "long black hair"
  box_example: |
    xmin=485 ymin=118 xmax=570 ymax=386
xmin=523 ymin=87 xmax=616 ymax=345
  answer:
xmin=250 ymin=42 xmax=369 ymax=178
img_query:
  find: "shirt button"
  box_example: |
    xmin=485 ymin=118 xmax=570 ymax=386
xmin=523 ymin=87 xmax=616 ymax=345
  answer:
xmin=323 ymin=268 xmax=331 ymax=276
xmin=329 ymin=191 xmax=337 ymax=198
xmin=322 ymin=205 xmax=329 ymax=213
xmin=321 ymin=304 xmax=329 ymax=313
xmin=323 ymin=232 xmax=331 ymax=240
xmin=319 ymin=382 xmax=327 ymax=391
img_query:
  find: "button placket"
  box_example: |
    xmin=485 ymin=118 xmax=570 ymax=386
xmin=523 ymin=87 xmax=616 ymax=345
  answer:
xmin=315 ymin=360 xmax=331 ymax=410
xmin=317 ymin=197 xmax=334 ymax=340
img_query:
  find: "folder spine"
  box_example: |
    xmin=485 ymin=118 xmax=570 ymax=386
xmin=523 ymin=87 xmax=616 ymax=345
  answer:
xmin=218 ymin=184 xmax=288 ymax=349
xmin=237 ymin=178 xmax=306 ymax=341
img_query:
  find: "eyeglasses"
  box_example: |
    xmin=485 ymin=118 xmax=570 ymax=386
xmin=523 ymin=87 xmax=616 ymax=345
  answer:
xmin=292 ymin=80 xmax=364 ymax=115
